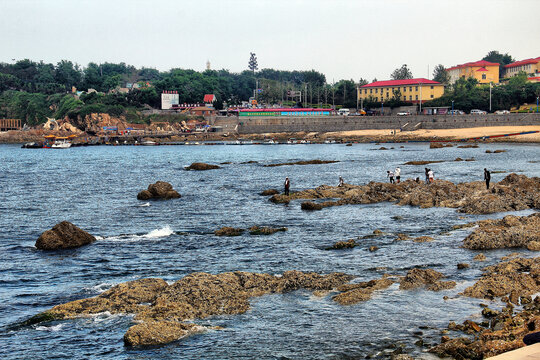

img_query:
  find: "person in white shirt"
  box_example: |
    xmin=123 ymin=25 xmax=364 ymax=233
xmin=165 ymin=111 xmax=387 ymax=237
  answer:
xmin=387 ymin=170 xmax=394 ymax=184
xmin=428 ymin=169 xmax=434 ymax=183
xmin=394 ymin=167 xmax=401 ymax=183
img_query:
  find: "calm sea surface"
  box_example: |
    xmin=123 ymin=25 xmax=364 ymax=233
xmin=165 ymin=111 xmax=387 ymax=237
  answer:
xmin=1 ymin=142 xmax=539 ymax=359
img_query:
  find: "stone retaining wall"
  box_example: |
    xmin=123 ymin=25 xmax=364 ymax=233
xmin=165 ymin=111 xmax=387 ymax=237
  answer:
xmin=227 ymin=113 xmax=540 ymax=134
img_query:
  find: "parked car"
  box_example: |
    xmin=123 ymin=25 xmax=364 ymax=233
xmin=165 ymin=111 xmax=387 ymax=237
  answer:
xmin=397 ymin=111 xmax=411 ymax=116
xmin=338 ymin=108 xmax=350 ymax=116
xmin=495 ymin=110 xmax=510 ymax=114
xmin=470 ymin=109 xmax=487 ymax=115
xmin=448 ymin=110 xmax=464 ymax=115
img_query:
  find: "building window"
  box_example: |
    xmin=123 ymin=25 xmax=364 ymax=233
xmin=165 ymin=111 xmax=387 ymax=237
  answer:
xmin=430 ymin=86 xmax=434 ymax=89
xmin=409 ymin=96 xmax=412 ymax=100
xmin=386 ymin=92 xmax=389 ymax=98
xmin=409 ymin=87 xmax=412 ymax=91
xmin=375 ymin=97 xmax=378 ymax=101
xmin=430 ymin=95 xmax=434 ymax=98
xmin=370 ymin=89 xmax=372 ymax=94
xmin=415 ymin=86 xmax=418 ymax=91
xmin=375 ymin=89 xmax=378 ymax=93
xmin=403 ymin=87 xmax=406 ymax=92
xmin=415 ymin=95 xmax=418 ymax=100
xmin=482 ymin=74 xmax=486 ymax=80
xmin=403 ymin=96 xmax=406 ymax=101
xmin=365 ymin=89 xmax=367 ymax=94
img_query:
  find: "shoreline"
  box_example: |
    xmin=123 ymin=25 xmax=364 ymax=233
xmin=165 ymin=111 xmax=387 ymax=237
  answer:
xmin=2 ymin=125 xmax=540 ymax=145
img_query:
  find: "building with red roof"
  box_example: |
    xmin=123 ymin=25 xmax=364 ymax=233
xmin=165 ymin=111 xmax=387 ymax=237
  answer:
xmin=446 ymin=60 xmax=500 ymax=84
xmin=358 ymin=78 xmax=444 ymax=104
xmin=503 ymin=57 xmax=540 ymax=79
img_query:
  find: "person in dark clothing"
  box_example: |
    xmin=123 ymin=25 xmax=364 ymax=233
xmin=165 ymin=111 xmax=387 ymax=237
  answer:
xmin=425 ymin=168 xmax=430 ymax=184
xmin=484 ymin=168 xmax=491 ymax=189
xmin=284 ymin=177 xmax=290 ymax=196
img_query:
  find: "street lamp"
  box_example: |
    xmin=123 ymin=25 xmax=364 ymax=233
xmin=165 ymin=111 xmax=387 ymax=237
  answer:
xmin=381 ymin=101 xmax=384 ymax=116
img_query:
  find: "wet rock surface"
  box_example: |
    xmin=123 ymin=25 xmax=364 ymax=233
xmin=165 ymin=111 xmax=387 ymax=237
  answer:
xmin=248 ymin=226 xmax=287 ymax=235
xmin=137 ymin=181 xmax=181 ymax=200
xmin=333 ymin=276 xmax=394 ymax=305
xmin=37 ymin=271 xmax=355 ymax=346
xmin=325 ymin=239 xmax=357 ymax=250
xmin=263 ymin=159 xmax=339 ymax=167
xmin=399 ymin=268 xmax=456 ymax=291
xmin=185 ymin=162 xmax=220 ymax=170
xmin=268 ymin=174 xmax=540 ymax=215
xmin=214 ymin=227 xmax=244 ymax=236
xmin=260 ymin=189 xmax=279 ymax=196
xmin=35 ymin=221 xmax=96 ymax=250
xmin=463 ymin=212 xmax=540 ymax=250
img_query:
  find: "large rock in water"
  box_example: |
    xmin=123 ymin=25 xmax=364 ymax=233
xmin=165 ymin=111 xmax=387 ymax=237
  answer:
xmin=36 ymin=221 xmax=96 ymax=250
xmin=137 ymin=181 xmax=181 ymax=200
xmin=185 ymin=162 xmax=220 ymax=171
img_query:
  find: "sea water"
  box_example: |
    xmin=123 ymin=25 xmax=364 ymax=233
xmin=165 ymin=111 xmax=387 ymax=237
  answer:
xmin=0 ymin=142 xmax=539 ymax=359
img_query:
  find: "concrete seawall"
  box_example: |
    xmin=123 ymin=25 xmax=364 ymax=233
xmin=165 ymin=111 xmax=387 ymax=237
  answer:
xmin=218 ymin=113 xmax=540 ymax=134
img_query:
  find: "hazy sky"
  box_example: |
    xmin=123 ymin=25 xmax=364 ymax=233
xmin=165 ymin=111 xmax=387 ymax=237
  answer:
xmin=1 ymin=0 xmax=539 ymax=82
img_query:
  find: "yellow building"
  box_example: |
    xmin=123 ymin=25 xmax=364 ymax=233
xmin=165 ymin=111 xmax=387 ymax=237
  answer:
xmin=503 ymin=57 xmax=540 ymax=78
xmin=446 ymin=60 xmax=499 ymax=84
xmin=358 ymin=78 xmax=444 ymax=104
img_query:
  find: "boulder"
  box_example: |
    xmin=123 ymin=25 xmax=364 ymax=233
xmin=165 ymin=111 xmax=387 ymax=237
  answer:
xmin=457 ymin=263 xmax=470 ymax=269
xmin=137 ymin=181 xmax=181 ymax=200
xmin=36 ymin=221 xmax=96 ymax=250
xmin=185 ymin=162 xmax=220 ymax=170
xmin=326 ymin=239 xmax=357 ymax=250
xmin=429 ymin=142 xmax=444 ymax=149
xmin=301 ymin=201 xmax=323 ymax=211
xmin=260 ymin=189 xmax=279 ymax=196
xmin=124 ymin=321 xmax=203 ymax=347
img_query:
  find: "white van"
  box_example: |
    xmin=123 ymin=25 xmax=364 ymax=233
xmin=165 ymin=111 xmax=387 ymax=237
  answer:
xmin=470 ymin=109 xmax=487 ymax=115
xmin=338 ymin=108 xmax=350 ymax=116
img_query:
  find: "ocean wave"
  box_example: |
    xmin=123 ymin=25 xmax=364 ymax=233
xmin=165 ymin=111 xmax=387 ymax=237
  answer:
xmin=36 ymin=323 xmax=64 ymax=332
xmin=143 ymin=225 xmax=174 ymax=238
xmin=85 ymin=282 xmax=115 ymax=294
xmin=138 ymin=202 xmax=151 ymax=207
xmin=98 ymin=226 xmax=175 ymax=242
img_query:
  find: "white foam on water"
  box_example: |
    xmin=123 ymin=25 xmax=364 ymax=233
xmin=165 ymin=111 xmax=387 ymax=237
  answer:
xmin=36 ymin=323 xmax=64 ymax=332
xmin=94 ymin=236 xmax=105 ymax=240
xmin=138 ymin=202 xmax=151 ymax=207
xmin=89 ymin=311 xmax=128 ymax=323
xmin=143 ymin=225 xmax=174 ymax=239
xmin=86 ymin=282 xmax=115 ymax=294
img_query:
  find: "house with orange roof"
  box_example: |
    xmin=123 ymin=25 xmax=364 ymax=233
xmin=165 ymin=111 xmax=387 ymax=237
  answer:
xmin=358 ymin=78 xmax=444 ymax=104
xmin=503 ymin=57 xmax=540 ymax=80
xmin=446 ymin=60 xmax=500 ymax=84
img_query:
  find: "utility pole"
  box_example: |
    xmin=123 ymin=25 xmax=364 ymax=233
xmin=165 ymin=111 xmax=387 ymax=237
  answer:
xmin=356 ymin=85 xmax=359 ymax=111
xmin=304 ymin=83 xmax=307 ymax=107
xmin=419 ymin=83 xmax=422 ymax=113
xmin=489 ymin=82 xmax=492 ymax=112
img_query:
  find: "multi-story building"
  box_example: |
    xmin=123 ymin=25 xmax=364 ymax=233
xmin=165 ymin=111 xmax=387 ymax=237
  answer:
xmin=503 ymin=57 xmax=540 ymax=78
xmin=357 ymin=78 xmax=444 ymax=104
xmin=446 ymin=60 xmax=499 ymax=84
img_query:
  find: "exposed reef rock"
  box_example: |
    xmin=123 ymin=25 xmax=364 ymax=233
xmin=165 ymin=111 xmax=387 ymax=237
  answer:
xmin=333 ymin=277 xmax=394 ymax=305
xmin=263 ymin=159 xmax=339 ymax=167
xmin=214 ymin=227 xmax=244 ymax=236
xmin=137 ymin=181 xmax=181 ymax=200
xmin=463 ymin=212 xmax=540 ymax=250
xmin=34 ymin=271 xmax=354 ymax=346
xmin=248 ymin=226 xmax=287 ymax=235
xmin=185 ymin=162 xmax=220 ymax=171
xmin=399 ymin=268 xmax=456 ymax=291
xmin=269 ymin=174 xmax=540 ymax=215
xmin=461 ymin=257 xmax=540 ymax=300
xmin=35 ymin=221 xmax=96 ymax=250
xmin=326 ymin=239 xmax=357 ymax=250
xmin=260 ymin=189 xmax=279 ymax=196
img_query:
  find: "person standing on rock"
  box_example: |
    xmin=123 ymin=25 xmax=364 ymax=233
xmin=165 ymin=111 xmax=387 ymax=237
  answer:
xmin=387 ymin=170 xmax=394 ymax=184
xmin=394 ymin=167 xmax=401 ymax=183
xmin=428 ymin=169 xmax=434 ymax=183
xmin=484 ymin=168 xmax=491 ymax=189
xmin=338 ymin=176 xmax=344 ymax=187
xmin=425 ymin=168 xmax=430 ymax=184
xmin=284 ymin=177 xmax=290 ymax=196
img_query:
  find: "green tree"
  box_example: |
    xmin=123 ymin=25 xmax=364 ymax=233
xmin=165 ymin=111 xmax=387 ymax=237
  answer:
xmin=432 ymin=64 xmax=449 ymax=84
xmin=482 ymin=50 xmax=515 ymax=76
xmin=390 ymin=64 xmax=413 ymax=80
xmin=248 ymin=53 xmax=258 ymax=74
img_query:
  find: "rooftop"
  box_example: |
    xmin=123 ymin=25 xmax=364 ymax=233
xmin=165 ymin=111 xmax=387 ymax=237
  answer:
xmin=360 ymin=78 xmax=441 ymax=88
xmin=505 ymin=57 xmax=540 ymax=68
xmin=447 ymin=60 xmax=500 ymax=71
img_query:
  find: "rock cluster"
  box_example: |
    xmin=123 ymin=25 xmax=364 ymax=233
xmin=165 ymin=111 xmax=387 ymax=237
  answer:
xmin=462 ymin=212 xmax=540 ymax=250
xmin=399 ymin=268 xmax=456 ymax=291
xmin=333 ymin=276 xmax=394 ymax=305
xmin=35 ymin=271 xmax=354 ymax=346
xmin=185 ymin=162 xmax=220 ymax=170
xmin=137 ymin=181 xmax=181 ymax=200
xmin=461 ymin=257 xmax=540 ymax=300
xmin=35 ymin=221 xmax=96 ymax=250
xmin=269 ymin=174 xmax=540 ymax=215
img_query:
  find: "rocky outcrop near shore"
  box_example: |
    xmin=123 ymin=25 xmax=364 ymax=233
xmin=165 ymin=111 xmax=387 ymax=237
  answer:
xmin=461 ymin=257 xmax=540 ymax=300
xmin=463 ymin=212 xmax=540 ymax=250
xmin=35 ymin=271 xmax=354 ymax=346
xmin=185 ymin=162 xmax=220 ymax=171
xmin=137 ymin=181 xmax=181 ymax=200
xmin=35 ymin=221 xmax=96 ymax=250
xmin=399 ymin=268 xmax=456 ymax=291
xmin=333 ymin=276 xmax=394 ymax=305
xmin=263 ymin=159 xmax=339 ymax=167
xmin=269 ymin=174 xmax=540 ymax=215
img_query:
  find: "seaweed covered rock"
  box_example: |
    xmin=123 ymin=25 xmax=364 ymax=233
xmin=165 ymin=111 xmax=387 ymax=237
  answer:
xmin=326 ymin=239 xmax=357 ymax=250
xmin=248 ymin=226 xmax=287 ymax=235
xmin=137 ymin=181 xmax=181 ymax=200
xmin=333 ymin=277 xmax=394 ymax=305
xmin=124 ymin=321 xmax=203 ymax=347
xmin=36 ymin=221 xmax=96 ymax=250
xmin=399 ymin=268 xmax=455 ymax=291
xmin=215 ymin=227 xmax=244 ymax=236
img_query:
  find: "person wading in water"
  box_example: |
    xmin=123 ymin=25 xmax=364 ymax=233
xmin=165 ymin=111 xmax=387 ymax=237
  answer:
xmin=484 ymin=168 xmax=491 ymax=189
xmin=284 ymin=177 xmax=290 ymax=196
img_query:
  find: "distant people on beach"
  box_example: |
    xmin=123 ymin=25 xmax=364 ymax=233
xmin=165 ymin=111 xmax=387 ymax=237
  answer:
xmin=284 ymin=177 xmax=290 ymax=196
xmin=415 ymin=177 xmax=420 ymax=183
xmin=428 ymin=169 xmax=434 ymax=183
xmin=484 ymin=168 xmax=491 ymax=189
xmin=394 ymin=167 xmax=401 ymax=183
xmin=425 ymin=168 xmax=430 ymax=184
xmin=338 ymin=176 xmax=344 ymax=187
xmin=387 ymin=170 xmax=395 ymax=184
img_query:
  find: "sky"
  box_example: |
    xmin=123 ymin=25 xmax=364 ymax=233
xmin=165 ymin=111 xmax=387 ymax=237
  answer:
xmin=1 ymin=0 xmax=539 ymax=83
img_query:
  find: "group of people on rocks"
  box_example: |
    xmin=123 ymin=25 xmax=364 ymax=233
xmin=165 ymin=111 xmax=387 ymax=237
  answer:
xmin=282 ymin=167 xmax=492 ymax=195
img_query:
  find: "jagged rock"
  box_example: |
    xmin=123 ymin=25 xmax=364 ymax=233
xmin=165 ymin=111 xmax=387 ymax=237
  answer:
xmin=248 ymin=226 xmax=287 ymax=235
xmin=474 ymin=253 xmax=487 ymax=261
xmin=463 ymin=213 xmax=540 ymax=249
xmin=268 ymin=174 xmax=540 ymax=215
xmin=260 ymin=189 xmax=279 ymax=196
xmin=399 ymin=268 xmax=454 ymax=291
xmin=124 ymin=320 xmax=203 ymax=346
xmin=137 ymin=181 xmax=181 ymax=200
xmin=461 ymin=257 xmax=540 ymax=300
xmin=457 ymin=263 xmax=470 ymax=269
xmin=264 ymin=159 xmax=339 ymax=167
xmin=326 ymin=239 xmax=357 ymax=250
xmin=214 ymin=227 xmax=244 ymax=236
xmin=185 ymin=162 xmax=220 ymax=170
xmin=36 ymin=221 xmax=96 ymax=250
